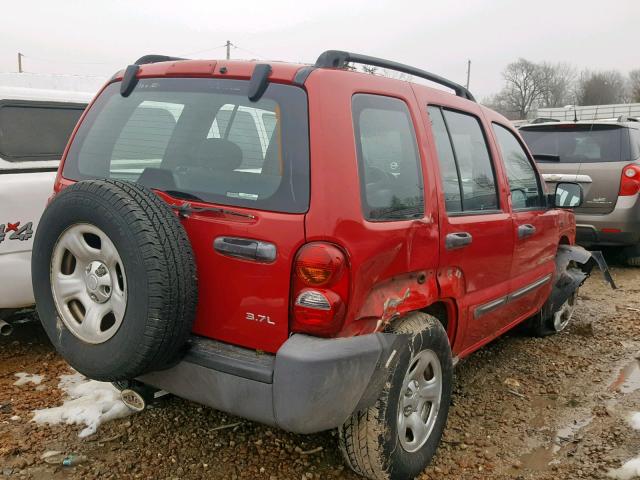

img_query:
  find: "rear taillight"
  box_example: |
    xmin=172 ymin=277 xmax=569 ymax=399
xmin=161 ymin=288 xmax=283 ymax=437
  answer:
xmin=290 ymin=242 xmax=349 ymax=336
xmin=619 ymin=164 xmax=640 ymax=196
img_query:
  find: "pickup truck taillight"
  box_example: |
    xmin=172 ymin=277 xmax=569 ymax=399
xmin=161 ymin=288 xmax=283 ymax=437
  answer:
xmin=290 ymin=242 xmax=349 ymax=336
xmin=619 ymin=164 xmax=640 ymax=196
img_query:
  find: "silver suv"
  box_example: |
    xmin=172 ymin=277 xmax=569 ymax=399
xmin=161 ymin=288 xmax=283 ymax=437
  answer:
xmin=520 ymin=118 xmax=640 ymax=265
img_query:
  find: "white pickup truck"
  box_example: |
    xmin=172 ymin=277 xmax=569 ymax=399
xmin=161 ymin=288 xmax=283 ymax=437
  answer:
xmin=0 ymin=73 xmax=101 ymax=329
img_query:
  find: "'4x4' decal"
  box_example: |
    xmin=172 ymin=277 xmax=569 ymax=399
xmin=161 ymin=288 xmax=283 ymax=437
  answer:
xmin=0 ymin=222 xmax=34 ymax=243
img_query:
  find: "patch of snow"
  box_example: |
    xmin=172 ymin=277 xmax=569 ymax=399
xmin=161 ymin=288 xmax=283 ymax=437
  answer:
xmin=630 ymin=412 xmax=640 ymax=431
xmin=32 ymin=372 xmax=133 ymax=438
xmin=10 ymin=415 xmax=20 ymax=421
xmin=14 ymin=372 xmax=44 ymax=386
xmin=608 ymin=457 xmax=640 ymax=480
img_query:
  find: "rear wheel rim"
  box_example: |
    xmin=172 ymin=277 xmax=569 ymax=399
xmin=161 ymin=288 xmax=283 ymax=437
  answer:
xmin=50 ymin=223 xmax=127 ymax=344
xmin=553 ymin=291 xmax=577 ymax=332
xmin=397 ymin=349 xmax=442 ymax=453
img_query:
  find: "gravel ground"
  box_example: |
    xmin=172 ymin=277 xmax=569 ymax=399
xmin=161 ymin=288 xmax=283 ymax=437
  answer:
xmin=1 ymin=263 xmax=639 ymax=479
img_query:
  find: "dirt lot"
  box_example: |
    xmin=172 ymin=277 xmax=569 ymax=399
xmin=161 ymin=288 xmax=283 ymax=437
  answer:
xmin=1 ymin=263 xmax=639 ymax=480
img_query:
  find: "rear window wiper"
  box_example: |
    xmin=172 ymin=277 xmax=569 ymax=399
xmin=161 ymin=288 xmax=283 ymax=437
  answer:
xmin=533 ymin=153 xmax=561 ymax=162
xmin=174 ymin=202 xmax=256 ymax=220
xmin=163 ymin=190 xmax=255 ymax=220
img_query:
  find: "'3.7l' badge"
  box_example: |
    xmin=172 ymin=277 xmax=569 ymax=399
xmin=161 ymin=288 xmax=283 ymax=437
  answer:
xmin=246 ymin=312 xmax=275 ymax=325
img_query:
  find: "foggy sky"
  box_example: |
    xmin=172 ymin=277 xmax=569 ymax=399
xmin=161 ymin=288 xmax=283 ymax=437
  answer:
xmin=2 ymin=0 xmax=638 ymax=99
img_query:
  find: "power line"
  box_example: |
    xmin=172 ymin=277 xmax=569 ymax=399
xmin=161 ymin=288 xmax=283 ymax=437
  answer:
xmin=20 ymin=53 xmax=120 ymax=66
xmin=178 ymin=43 xmax=228 ymax=57
xmin=231 ymin=44 xmax=265 ymax=60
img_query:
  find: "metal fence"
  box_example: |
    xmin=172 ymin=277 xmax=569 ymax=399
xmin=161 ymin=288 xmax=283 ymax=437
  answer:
xmin=535 ymin=103 xmax=640 ymax=121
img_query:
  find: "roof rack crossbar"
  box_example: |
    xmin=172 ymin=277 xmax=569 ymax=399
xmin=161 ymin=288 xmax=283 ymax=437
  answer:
xmin=314 ymin=50 xmax=475 ymax=102
xmin=134 ymin=54 xmax=187 ymax=65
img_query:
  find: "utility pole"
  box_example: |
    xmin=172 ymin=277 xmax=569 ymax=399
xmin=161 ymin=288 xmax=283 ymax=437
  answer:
xmin=226 ymin=40 xmax=231 ymax=60
xmin=465 ymin=59 xmax=471 ymax=90
xmin=18 ymin=52 xmax=23 ymax=73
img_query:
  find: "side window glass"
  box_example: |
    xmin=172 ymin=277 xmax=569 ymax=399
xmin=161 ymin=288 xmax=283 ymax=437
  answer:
xmin=493 ymin=123 xmax=543 ymax=209
xmin=352 ymin=94 xmax=424 ymax=221
xmin=427 ymin=106 xmax=462 ymax=212
xmin=630 ymin=128 xmax=640 ymax=159
xmin=441 ymin=109 xmax=498 ymax=212
xmin=0 ymin=103 xmax=85 ymax=162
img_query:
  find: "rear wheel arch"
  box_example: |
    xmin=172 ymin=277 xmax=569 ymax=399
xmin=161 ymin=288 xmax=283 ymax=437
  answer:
xmin=386 ymin=299 xmax=458 ymax=345
xmin=420 ymin=300 xmax=457 ymax=342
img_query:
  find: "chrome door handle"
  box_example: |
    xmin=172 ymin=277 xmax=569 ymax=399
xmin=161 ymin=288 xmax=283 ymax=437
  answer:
xmin=445 ymin=232 xmax=473 ymax=250
xmin=517 ymin=224 xmax=536 ymax=239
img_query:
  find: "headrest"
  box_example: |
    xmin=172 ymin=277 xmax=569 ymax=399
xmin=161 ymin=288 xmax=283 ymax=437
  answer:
xmin=194 ymin=138 xmax=243 ymax=171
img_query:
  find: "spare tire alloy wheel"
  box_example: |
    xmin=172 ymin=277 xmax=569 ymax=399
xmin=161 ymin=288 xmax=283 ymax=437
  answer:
xmin=32 ymin=179 xmax=197 ymax=381
xmin=51 ymin=224 xmax=127 ymax=344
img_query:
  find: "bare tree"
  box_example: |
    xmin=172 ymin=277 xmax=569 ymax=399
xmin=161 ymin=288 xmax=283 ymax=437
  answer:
xmin=360 ymin=65 xmax=413 ymax=82
xmin=482 ymin=93 xmax=520 ymax=120
xmin=577 ymin=70 xmax=627 ymax=105
xmin=629 ymin=69 xmax=640 ymax=103
xmin=538 ymin=62 xmax=577 ymax=107
xmin=500 ymin=58 xmax=547 ymax=119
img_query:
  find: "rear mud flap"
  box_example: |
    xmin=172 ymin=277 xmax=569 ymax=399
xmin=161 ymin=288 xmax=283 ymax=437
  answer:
xmin=548 ymin=245 xmax=616 ymax=316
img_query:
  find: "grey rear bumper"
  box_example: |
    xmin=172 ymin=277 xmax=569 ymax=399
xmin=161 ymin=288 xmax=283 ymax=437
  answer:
xmin=139 ymin=333 xmax=404 ymax=434
xmin=575 ymin=194 xmax=640 ymax=247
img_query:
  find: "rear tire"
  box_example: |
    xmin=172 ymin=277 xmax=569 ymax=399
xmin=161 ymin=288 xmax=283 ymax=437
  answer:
xmin=623 ymin=244 xmax=640 ymax=267
xmin=338 ymin=313 xmax=453 ymax=480
xmin=32 ymin=179 xmax=198 ymax=381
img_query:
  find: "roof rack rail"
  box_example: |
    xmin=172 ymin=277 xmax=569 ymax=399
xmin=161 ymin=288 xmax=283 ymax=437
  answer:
xmin=134 ymin=54 xmax=187 ymax=65
xmin=314 ymin=50 xmax=475 ymax=102
xmin=617 ymin=115 xmax=639 ymax=123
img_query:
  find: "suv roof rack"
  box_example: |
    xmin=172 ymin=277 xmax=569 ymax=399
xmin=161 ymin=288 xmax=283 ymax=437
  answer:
xmin=134 ymin=54 xmax=187 ymax=65
xmin=617 ymin=115 xmax=639 ymax=123
xmin=314 ymin=50 xmax=475 ymax=102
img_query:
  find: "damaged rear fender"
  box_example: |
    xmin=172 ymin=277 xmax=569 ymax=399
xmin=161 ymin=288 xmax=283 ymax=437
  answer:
xmin=547 ymin=245 xmax=616 ymax=317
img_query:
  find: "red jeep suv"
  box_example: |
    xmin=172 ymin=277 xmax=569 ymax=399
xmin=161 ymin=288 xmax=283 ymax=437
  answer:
xmin=32 ymin=51 xmax=607 ymax=479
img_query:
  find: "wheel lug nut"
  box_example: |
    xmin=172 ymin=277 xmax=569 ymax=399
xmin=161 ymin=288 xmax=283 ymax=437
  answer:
xmin=403 ymin=406 xmax=414 ymax=416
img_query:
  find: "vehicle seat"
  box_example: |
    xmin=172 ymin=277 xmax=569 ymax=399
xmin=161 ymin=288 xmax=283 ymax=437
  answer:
xmin=192 ymin=138 xmax=243 ymax=171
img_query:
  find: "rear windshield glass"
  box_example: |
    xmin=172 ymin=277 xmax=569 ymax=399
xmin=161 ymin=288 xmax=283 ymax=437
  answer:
xmin=63 ymin=78 xmax=309 ymax=213
xmin=0 ymin=102 xmax=85 ymax=162
xmin=520 ymin=124 xmax=631 ymax=163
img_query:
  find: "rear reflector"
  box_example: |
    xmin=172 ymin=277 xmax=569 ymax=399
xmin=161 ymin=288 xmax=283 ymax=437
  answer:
xmin=601 ymin=228 xmax=621 ymax=233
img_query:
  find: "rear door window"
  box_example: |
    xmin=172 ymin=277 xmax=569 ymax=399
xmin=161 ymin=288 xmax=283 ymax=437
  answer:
xmin=427 ymin=106 xmax=462 ymax=212
xmin=63 ymin=78 xmax=309 ymax=213
xmin=520 ymin=124 xmax=631 ymax=163
xmin=352 ymin=94 xmax=424 ymax=221
xmin=428 ymin=106 xmax=499 ymax=213
xmin=492 ymin=123 xmax=544 ymax=210
xmin=0 ymin=102 xmax=85 ymax=162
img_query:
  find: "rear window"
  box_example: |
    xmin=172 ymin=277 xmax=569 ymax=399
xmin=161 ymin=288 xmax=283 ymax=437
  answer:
xmin=63 ymin=78 xmax=309 ymax=213
xmin=520 ymin=124 xmax=631 ymax=163
xmin=0 ymin=101 xmax=85 ymax=162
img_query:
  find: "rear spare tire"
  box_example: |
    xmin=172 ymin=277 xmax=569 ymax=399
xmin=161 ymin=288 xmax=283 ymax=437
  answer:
xmin=32 ymin=179 xmax=197 ymax=381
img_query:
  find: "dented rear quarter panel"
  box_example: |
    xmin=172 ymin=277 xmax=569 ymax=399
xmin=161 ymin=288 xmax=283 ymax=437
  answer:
xmin=303 ymin=70 xmax=443 ymax=340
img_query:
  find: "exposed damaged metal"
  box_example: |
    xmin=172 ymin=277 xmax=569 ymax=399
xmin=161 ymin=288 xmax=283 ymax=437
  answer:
xmin=547 ymin=245 xmax=616 ymax=318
